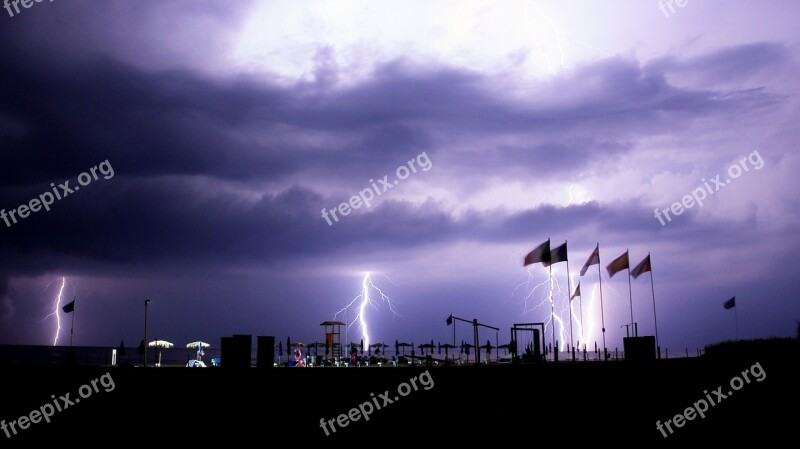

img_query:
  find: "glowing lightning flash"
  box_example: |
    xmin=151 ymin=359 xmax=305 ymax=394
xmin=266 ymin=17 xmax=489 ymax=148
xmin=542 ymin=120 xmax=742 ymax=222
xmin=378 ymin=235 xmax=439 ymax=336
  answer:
xmin=43 ymin=277 xmax=67 ymax=346
xmin=512 ymin=267 xmax=570 ymax=352
xmin=334 ymin=272 xmax=399 ymax=348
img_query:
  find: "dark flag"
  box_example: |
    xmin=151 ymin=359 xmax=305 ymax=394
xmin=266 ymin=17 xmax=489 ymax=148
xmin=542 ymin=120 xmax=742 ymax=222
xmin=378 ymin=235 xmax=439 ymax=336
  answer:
xmin=62 ymin=300 xmax=75 ymax=313
xmin=580 ymin=245 xmax=600 ymax=276
xmin=544 ymin=242 xmax=568 ymax=267
xmin=571 ymin=283 xmax=581 ymax=301
xmin=631 ymin=254 xmax=652 ymax=279
xmin=723 ymin=297 xmax=736 ymax=309
xmin=606 ymin=251 xmax=629 ymax=278
xmin=524 ymin=239 xmax=551 ymax=267
xmin=446 ymin=314 xmax=453 ymax=326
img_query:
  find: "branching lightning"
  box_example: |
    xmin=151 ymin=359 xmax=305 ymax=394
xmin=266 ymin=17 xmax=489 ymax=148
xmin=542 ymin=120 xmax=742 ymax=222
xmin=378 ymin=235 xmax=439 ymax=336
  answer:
xmin=512 ymin=267 xmax=570 ymax=352
xmin=334 ymin=272 xmax=399 ymax=348
xmin=522 ymin=1 xmax=611 ymax=77
xmin=43 ymin=277 xmax=67 ymax=346
xmin=523 ymin=1 xmax=570 ymax=75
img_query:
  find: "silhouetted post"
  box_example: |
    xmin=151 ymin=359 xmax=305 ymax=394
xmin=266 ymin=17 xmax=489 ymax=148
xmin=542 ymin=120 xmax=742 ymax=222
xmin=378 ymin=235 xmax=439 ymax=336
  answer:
xmin=626 ymin=250 xmax=634 ymax=336
xmin=596 ymin=244 xmax=608 ymax=361
xmin=452 ymin=313 xmax=456 ymax=347
xmin=648 ymin=254 xmax=660 ymax=357
xmin=579 ymin=290 xmax=584 ymax=350
xmin=473 ymin=319 xmax=479 ymax=366
xmin=565 ymin=241 xmax=574 ymax=353
xmin=549 ymin=263 xmax=556 ymax=363
xmin=143 ymin=299 xmax=150 ymax=368
xmin=69 ymin=299 xmax=76 ymax=349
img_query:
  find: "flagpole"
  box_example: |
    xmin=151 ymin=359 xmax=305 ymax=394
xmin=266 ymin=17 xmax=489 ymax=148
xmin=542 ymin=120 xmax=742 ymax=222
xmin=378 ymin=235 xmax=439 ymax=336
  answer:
xmin=565 ymin=241 xmax=573 ymax=354
xmin=69 ymin=298 xmax=75 ymax=349
xmin=452 ymin=313 xmax=456 ymax=348
xmin=648 ymin=254 xmax=660 ymax=356
xmin=578 ymin=285 xmax=584 ymax=349
xmin=596 ymin=244 xmax=607 ymax=360
xmin=549 ymin=261 xmax=556 ymax=362
xmin=626 ymin=250 xmax=634 ymax=337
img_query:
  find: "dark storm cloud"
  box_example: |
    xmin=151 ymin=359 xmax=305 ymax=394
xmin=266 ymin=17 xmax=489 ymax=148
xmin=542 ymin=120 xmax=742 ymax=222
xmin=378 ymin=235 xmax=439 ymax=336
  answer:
xmin=0 ymin=50 xmax=782 ymax=191
xmin=0 ymin=36 xmax=791 ymax=277
xmin=1 ymin=0 xmax=797 ymax=349
xmin=646 ymin=42 xmax=791 ymax=85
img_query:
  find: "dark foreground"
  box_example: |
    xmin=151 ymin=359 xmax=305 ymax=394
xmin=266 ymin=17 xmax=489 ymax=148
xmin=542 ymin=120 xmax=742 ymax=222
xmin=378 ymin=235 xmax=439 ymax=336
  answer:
xmin=0 ymin=345 xmax=797 ymax=444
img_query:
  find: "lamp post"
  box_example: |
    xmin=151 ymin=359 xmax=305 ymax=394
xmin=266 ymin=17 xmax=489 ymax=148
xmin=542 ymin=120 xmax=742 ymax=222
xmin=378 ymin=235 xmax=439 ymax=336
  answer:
xmin=144 ymin=299 xmax=151 ymax=368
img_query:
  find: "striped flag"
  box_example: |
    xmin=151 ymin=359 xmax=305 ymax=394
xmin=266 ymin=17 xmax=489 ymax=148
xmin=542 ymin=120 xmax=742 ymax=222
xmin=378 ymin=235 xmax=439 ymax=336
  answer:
xmin=631 ymin=254 xmax=651 ymax=279
xmin=524 ymin=239 xmax=551 ymax=267
xmin=580 ymin=245 xmax=600 ymax=276
xmin=606 ymin=251 xmax=629 ymax=278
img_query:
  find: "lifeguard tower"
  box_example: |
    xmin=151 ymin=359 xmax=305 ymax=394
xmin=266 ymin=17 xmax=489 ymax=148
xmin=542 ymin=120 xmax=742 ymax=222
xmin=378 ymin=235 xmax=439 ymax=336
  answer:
xmin=320 ymin=321 xmax=345 ymax=362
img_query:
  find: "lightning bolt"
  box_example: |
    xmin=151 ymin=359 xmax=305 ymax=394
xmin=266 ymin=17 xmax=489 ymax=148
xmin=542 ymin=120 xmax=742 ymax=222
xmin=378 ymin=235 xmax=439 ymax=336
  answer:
xmin=523 ymin=1 xmax=570 ymax=76
xmin=512 ymin=267 xmax=570 ymax=352
xmin=513 ymin=246 xmax=622 ymax=355
xmin=569 ymin=270 xmax=623 ymax=353
xmin=565 ymin=182 xmax=575 ymax=207
xmin=43 ymin=277 xmax=67 ymax=346
xmin=334 ymin=272 xmax=399 ymax=348
xmin=522 ymin=0 xmax=611 ymax=77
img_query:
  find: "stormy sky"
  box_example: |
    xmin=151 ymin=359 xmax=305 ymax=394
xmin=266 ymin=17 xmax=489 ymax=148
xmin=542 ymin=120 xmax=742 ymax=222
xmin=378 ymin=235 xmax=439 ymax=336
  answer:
xmin=1 ymin=0 xmax=798 ymax=352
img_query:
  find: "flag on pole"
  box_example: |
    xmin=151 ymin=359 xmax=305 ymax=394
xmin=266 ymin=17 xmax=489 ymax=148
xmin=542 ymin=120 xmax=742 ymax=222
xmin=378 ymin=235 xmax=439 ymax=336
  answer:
xmin=62 ymin=300 xmax=75 ymax=313
xmin=446 ymin=315 xmax=453 ymax=326
xmin=544 ymin=242 xmax=568 ymax=266
xmin=631 ymin=254 xmax=651 ymax=279
xmin=723 ymin=297 xmax=736 ymax=309
xmin=523 ymin=239 xmax=551 ymax=266
xmin=571 ymin=283 xmax=581 ymax=300
xmin=606 ymin=251 xmax=629 ymax=278
xmin=580 ymin=245 xmax=600 ymax=276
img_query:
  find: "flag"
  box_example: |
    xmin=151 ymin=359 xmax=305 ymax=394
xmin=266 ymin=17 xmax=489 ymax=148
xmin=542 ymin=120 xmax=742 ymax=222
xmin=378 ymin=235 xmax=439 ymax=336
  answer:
xmin=446 ymin=314 xmax=453 ymax=326
xmin=524 ymin=239 xmax=551 ymax=266
xmin=631 ymin=254 xmax=651 ymax=279
xmin=606 ymin=251 xmax=629 ymax=278
xmin=62 ymin=299 xmax=75 ymax=313
xmin=544 ymin=242 xmax=568 ymax=267
xmin=723 ymin=297 xmax=736 ymax=309
xmin=580 ymin=245 xmax=600 ymax=276
xmin=571 ymin=283 xmax=581 ymax=300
